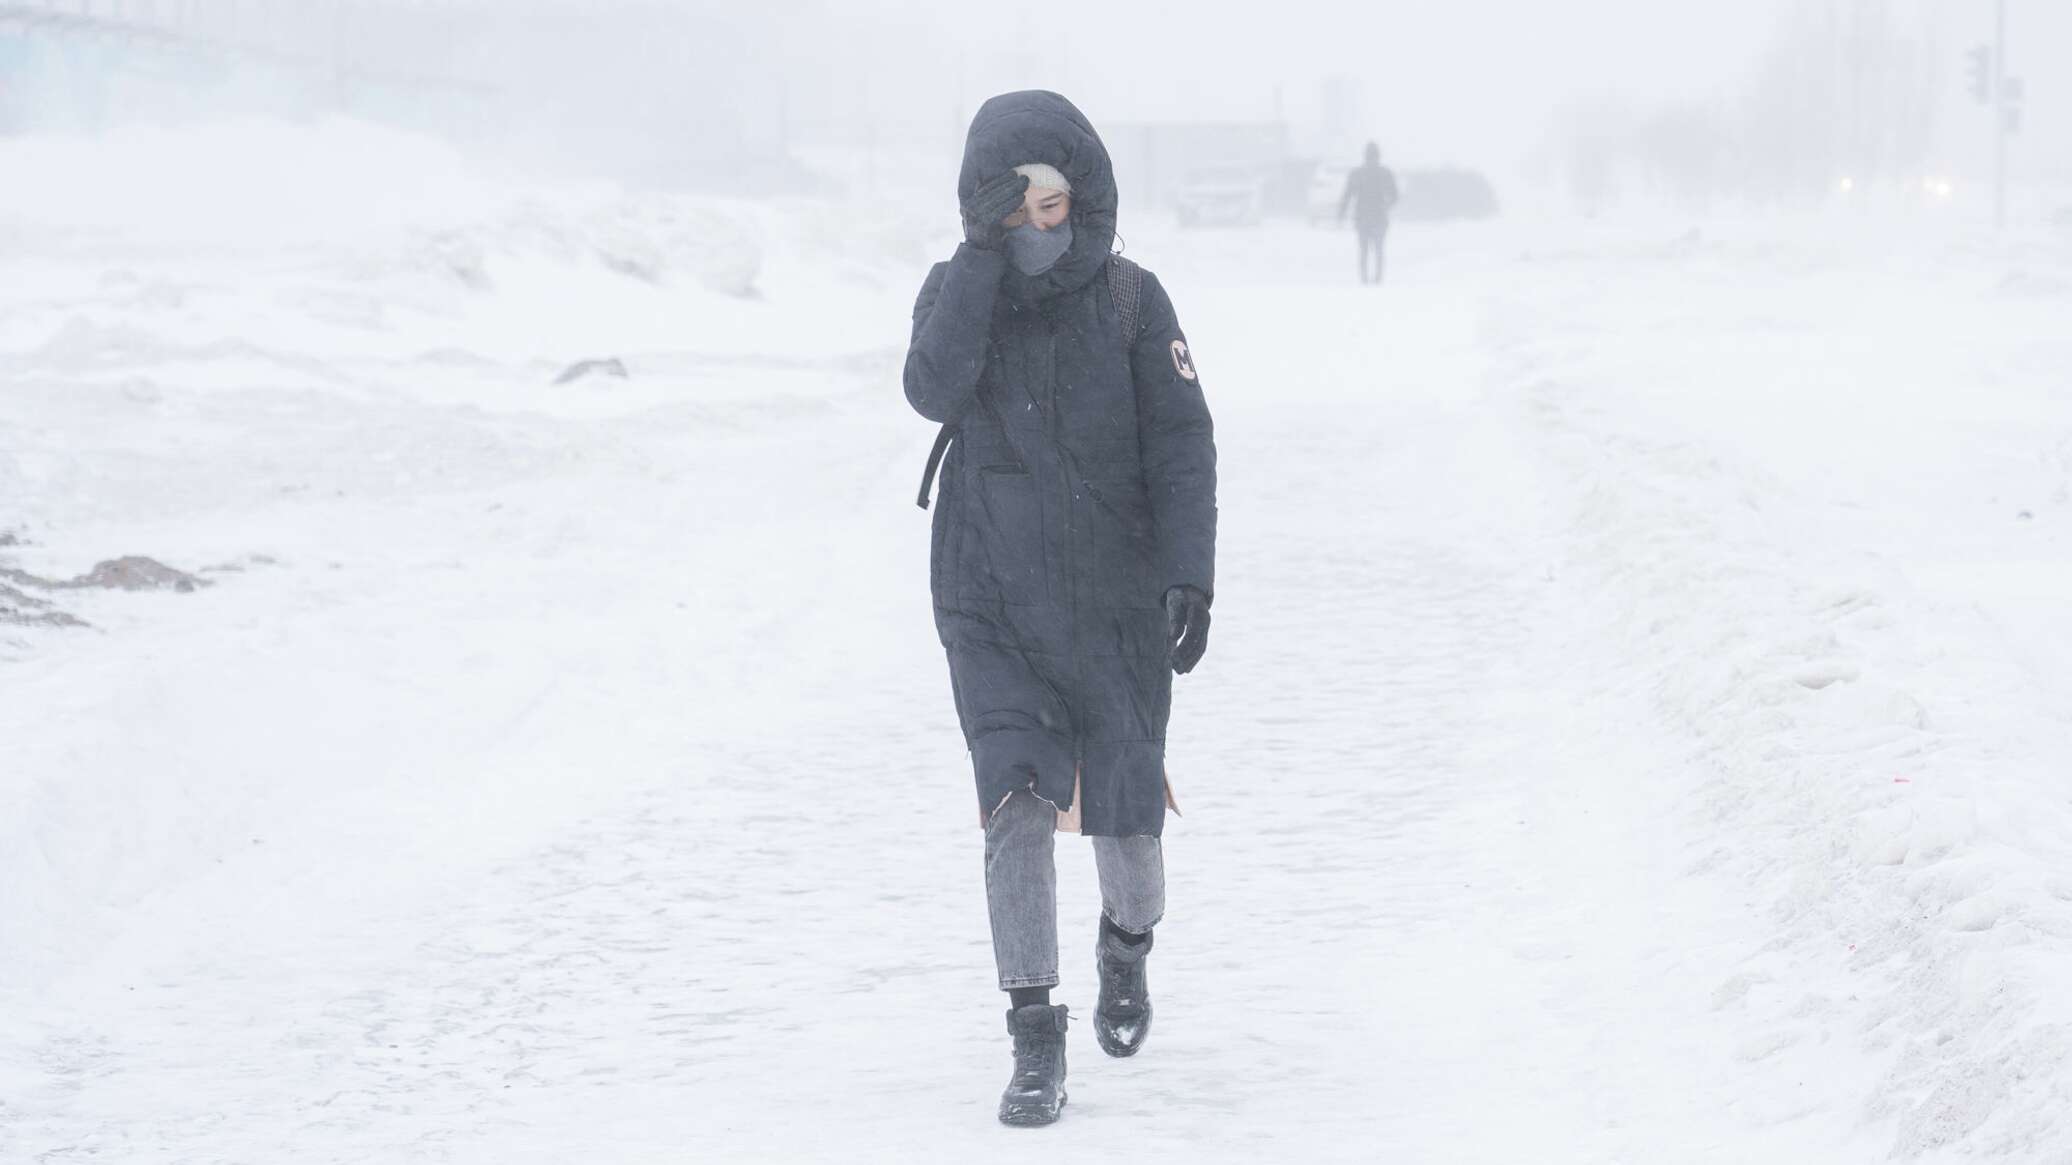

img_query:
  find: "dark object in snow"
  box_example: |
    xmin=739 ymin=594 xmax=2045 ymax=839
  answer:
xmin=2 ymin=554 xmax=209 ymax=605
xmin=552 ymin=358 xmax=629 ymax=386
xmin=63 ymin=557 xmax=209 ymax=592
xmin=0 ymin=551 xmax=212 ymax=628
xmin=906 ymin=90 xmax=1217 ymax=838
xmin=999 ymin=1003 xmax=1069 ymax=1126
xmin=1093 ymin=920 xmax=1153 ymax=1058
xmin=1 ymin=582 xmax=88 ymax=628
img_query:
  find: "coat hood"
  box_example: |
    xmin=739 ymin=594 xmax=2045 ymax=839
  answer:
xmin=959 ymin=90 xmax=1116 ymax=303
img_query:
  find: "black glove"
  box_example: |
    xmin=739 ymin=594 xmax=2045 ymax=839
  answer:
xmin=1164 ymin=585 xmax=1211 ymax=675
xmin=961 ymin=172 xmax=1031 ymax=251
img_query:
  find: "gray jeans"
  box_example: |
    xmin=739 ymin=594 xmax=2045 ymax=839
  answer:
xmin=984 ymin=790 xmax=1165 ymax=990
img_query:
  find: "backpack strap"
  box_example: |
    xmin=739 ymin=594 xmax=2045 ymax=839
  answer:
xmin=917 ymin=256 xmax=1144 ymax=511
xmin=916 ymin=423 xmax=955 ymax=509
xmin=1106 ymin=254 xmax=1143 ymax=347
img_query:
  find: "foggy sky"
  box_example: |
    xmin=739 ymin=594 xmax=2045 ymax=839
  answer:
xmin=792 ymin=0 xmax=1793 ymax=163
xmin=779 ymin=0 xmax=2070 ymax=183
xmin=6 ymin=0 xmax=2069 ymax=192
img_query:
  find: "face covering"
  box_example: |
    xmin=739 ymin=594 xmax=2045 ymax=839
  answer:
xmin=1004 ymin=220 xmax=1073 ymax=275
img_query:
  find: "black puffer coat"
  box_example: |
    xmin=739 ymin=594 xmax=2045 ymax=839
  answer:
xmin=905 ymin=91 xmax=1217 ymax=838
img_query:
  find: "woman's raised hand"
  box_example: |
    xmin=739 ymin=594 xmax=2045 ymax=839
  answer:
xmin=961 ymin=173 xmax=1032 ymax=251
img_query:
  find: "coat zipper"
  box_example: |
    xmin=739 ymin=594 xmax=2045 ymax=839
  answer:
xmin=1046 ymin=321 xmax=1086 ymax=774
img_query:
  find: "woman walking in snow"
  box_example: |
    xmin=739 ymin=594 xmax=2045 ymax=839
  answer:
xmin=904 ymin=90 xmax=1218 ymax=1127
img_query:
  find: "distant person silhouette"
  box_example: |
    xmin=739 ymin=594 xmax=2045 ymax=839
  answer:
xmin=1338 ymin=142 xmax=1399 ymax=285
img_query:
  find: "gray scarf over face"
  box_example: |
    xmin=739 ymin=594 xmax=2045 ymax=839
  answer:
xmin=1004 ymin=220 xmax=1073 ymax=275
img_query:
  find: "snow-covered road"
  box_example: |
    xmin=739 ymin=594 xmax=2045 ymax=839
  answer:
xmin=7 ymin=139 xmax=2072 ymax=1161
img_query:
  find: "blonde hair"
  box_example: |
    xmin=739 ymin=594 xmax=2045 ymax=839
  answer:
xmin=1013 ymin=163 xmax=1073 ymax=194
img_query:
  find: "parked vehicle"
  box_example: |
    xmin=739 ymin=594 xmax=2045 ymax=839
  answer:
xmin=1396 ymin=168 xmax=1500 ymax=221
xmin=1304 ymin=162 xmax=1501 ymax=225
xmin=1173 ymin=164 xmax=1266 ymax=228
xmin=1306 ymin=163 xmax=1352 ymax=226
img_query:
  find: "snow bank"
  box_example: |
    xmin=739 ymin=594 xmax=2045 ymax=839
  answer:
xmin=0 ymin=117 xmax=942 ymax=427
xmin=1497 ymin=221 xmax=2072 ymax=1159
xmin=0 ymin=117 xmax=931 ymax=995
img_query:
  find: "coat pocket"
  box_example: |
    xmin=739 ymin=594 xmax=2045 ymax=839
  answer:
xmin=967 ymin=464 xmax=1048 ymax=606
xmin=1088 ymin=477 xmax=1162 ymax=610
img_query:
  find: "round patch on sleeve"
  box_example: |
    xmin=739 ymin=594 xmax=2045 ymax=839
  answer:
xmin=1170 ymin=339 xmax=1198 ymax=381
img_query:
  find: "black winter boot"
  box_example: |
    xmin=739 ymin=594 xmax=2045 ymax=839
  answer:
xmin=998 ymin=1003 xmax=1069 ymax=1127
xmin=1094 ymin=923 xmax=1153 ymax=1057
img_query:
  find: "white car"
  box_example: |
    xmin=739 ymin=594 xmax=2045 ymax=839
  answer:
xmin=1173 ymin=164 xmax=1266 ymax=228
xmin=1307 ymin=164 xmax=1352 ymax=226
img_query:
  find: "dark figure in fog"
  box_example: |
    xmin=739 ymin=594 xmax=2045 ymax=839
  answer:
xmin=904 ymin=90 xmax=1218 ymax=1128
xmin=1339 ymin=142 xmax=1400 ymax=284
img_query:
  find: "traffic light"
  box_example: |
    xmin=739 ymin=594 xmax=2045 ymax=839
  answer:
xmin=1967 ymin=45 xmax=1993 ymax=104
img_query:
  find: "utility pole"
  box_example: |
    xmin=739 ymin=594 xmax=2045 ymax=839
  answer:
xmin=1968 ymin=3 xmax=2022 ymax=230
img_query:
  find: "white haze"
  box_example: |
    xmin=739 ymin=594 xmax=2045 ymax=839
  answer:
xmin=5 ymin=0 xmax=2070 ymax=199
xmin=8 ymin=3 xmax=2072 ymax=1163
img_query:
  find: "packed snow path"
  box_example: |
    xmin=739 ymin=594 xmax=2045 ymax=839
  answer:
xmin=7 ymin=217 xmax=2072 ymax=1163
